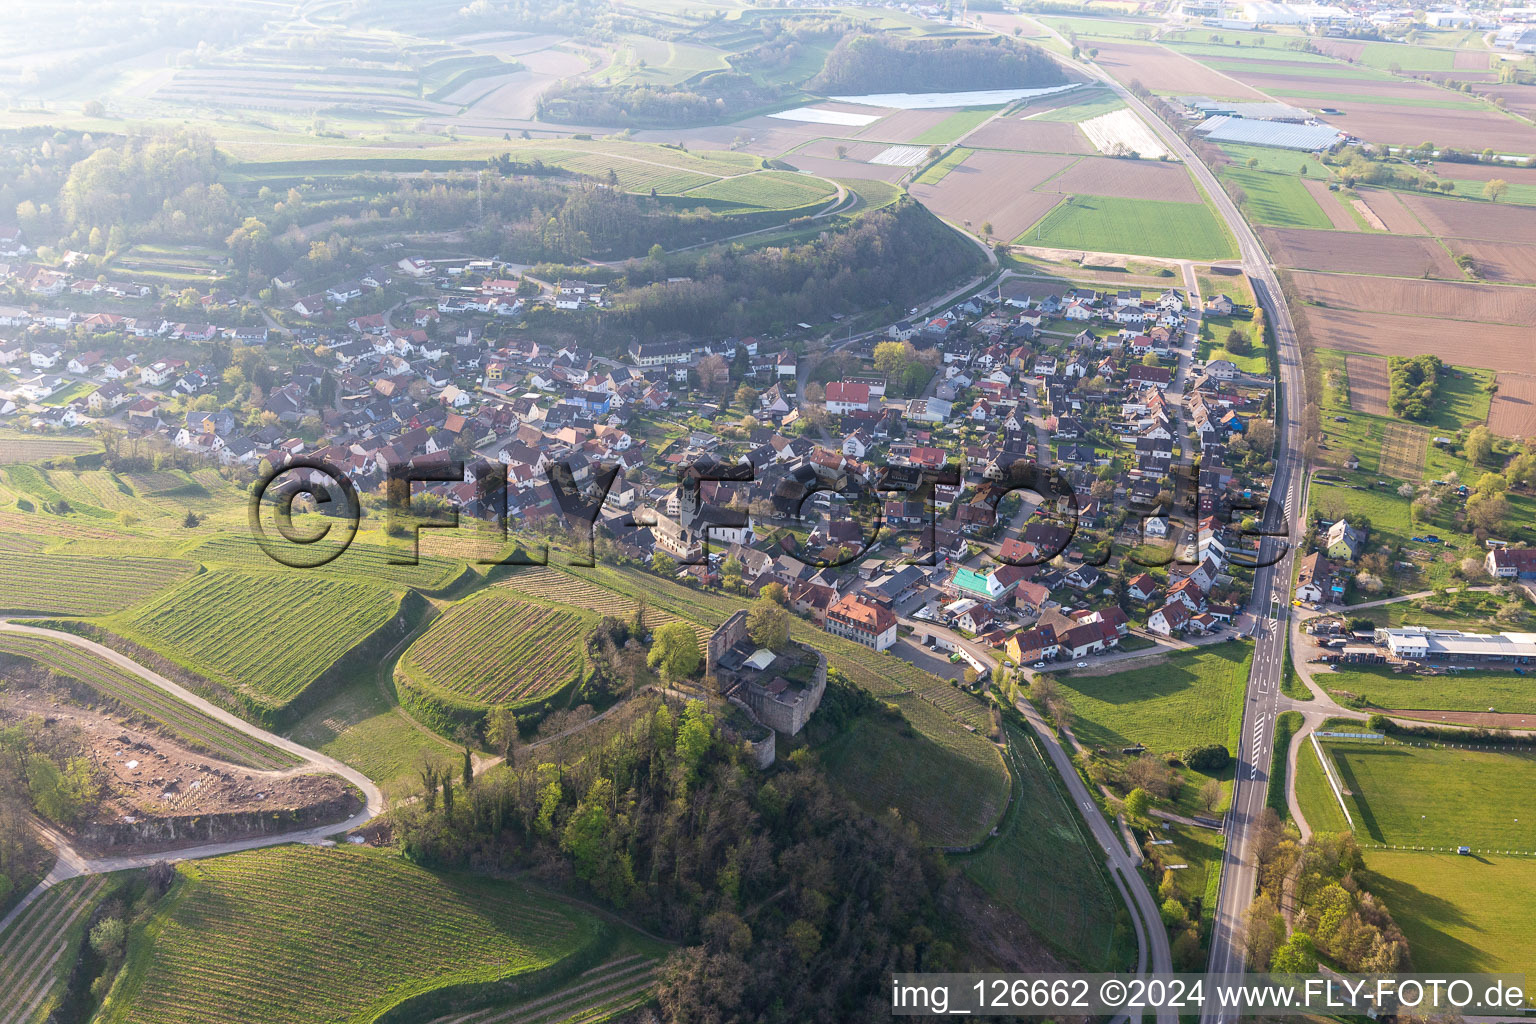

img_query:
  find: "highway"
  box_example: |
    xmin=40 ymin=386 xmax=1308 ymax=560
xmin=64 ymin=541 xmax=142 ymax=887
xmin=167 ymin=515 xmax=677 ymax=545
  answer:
xmin=1018 ymin=24 xmax=1309 ymax=1018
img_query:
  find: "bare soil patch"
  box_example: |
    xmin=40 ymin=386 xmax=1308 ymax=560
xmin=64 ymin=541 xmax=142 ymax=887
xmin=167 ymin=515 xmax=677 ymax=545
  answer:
xmin=1329 ymin=102 xmax=1536 ymax=153
xmin=1379 ymin=422 xmax=1429 ymax=481
xmin=1454 ymin=50 xmax=1492 ymax=71
xmin=1351 ymin=198 xmax=1387 ymax=230
xmin=1344 ymin=353 xmax=1391 ymax=415
xmin=1295 ymin=270 xmax=1536 ymax=325
xmin=0 ymin=684 xmax=356 ymax=856
xmin=1262 ymin=227 xmax=1463 ymax=278
xmin=1446 ymin=238 xmax=1536 ymax=285
xmin=857 ymin=108 xmax=954 ymax=143
xmin=1301 ymin=307 xmax=1535 ymax=371
xmin=1474 ymin=83 xmax=1536 ymax=120
xmin=1489 ymin=372 xmax=1536 ymax=438
xmin=782 ymin=153 xmax=907 ymax=181
xmin=1399 ymin=191 xmax=1536 ymax=243
xmin=1354 ymin=188 xmax=1425 ymax=234
xmin=1433 ymin=160 xmax=1536 ymax=184
xmin=1312 ymin=39 xmax=1366 ymax=61
xmin=1038 ymin=156 xmax=1200 ymax=202
xmin=1094 ymin=42 xmax=1267 ymax=99
xmin=1241 ymin=73 xmax=1446 ymax=103
xmin=967 ymin=117 xmax=1094 ymax=153
xmin=912 ymin=151 xmax=1074 ymax=237
xmin=1299 ymin=178 xmax=1357 ymax=228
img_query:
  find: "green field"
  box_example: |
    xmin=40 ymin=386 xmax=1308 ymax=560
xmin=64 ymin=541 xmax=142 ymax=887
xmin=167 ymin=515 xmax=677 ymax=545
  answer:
xmin=1356 ymin=41 xmax=1460 ymax=71
xmin=0 ymin=875 xmax=111 ymax=1024
xmin=1053 ymin=645 xmax=1251 ymax=756
xmin=910 ymin=107 xmax=1000 ymax=146
xmin=1042 ymin=16 xmax=1160 ymax=38
xmin=1322 ymin=738 xmax=1536 ymax=849
xmin=1022 ymin=195 xmax=1236 ymax=260
xmin=1294 ymin=734 xmax=1352 ymax=836
xmin=402 ymin=591 xmax=592 ymax=709
xmin=1197 ymin=313 xmax=1268 ymax=373
xmin=0 ymin=632 xmax=299 ymax=769
xmin=914 ymin=147 xmax=973 ymax=185
xmin=0 ymin=433 xmax=99 ymax=463
xmin=1219 ymin=144 xmax=1332 ymax=175
xmin=189 ymin=533 xmax=466 ymax=593
xmin=1444 ymin=177 xmax=1536 ymax=206
xmin=1033 ymin=94 xmax=1127 ymax=123
xmin=1361 ymin=851 xmax=1536 ymax=981
xmin=956 ymin=722 xmax=1132 ymax=969
xmin=1267 ymin=710 xmax=1302 ymax=817
xmin=1220 ymin=165 xmax=1333 ymax=229
xmin=0 ymin=553 xmax=197 ymax=615
xmin=680 ymin=170 xmax=837 ymax=212
xmin=1316 ymin=664 xmax=1536 ymax=716
xmin=113 ymin=568 xmax=402 ymax=711
xmin=102 ymin=847 xmax=601 ymax=1024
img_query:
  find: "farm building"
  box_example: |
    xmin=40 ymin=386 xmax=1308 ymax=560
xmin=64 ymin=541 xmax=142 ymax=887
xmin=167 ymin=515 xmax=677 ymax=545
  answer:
xmin=1376 ymin=626 xmax=1536 ymax=664
xmin=1192 ymin=116 xmax=1345 ymax=151
xmin=1486 ymin=546 xmax=1536 ymax=579
xmin=1182 ymin=98 xmax=1314 ymax=123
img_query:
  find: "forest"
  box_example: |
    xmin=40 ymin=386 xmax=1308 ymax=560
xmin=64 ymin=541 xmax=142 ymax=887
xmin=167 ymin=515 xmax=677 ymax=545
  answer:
xmin=537 ymin=71 xmax=791 ymax=129
xmin=808 ymin=33 xmax=1065 ymax=94
xmin=599 ymin=199 xmax=985 ymax=337
xmin=391 ymin=695 xmax=1036 ymax=1024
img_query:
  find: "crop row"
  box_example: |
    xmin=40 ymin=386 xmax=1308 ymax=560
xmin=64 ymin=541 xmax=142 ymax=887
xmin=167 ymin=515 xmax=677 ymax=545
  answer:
xmin=118 ymin=569 xmax=400 ymax=705
xmin=0 ymin=553 xmax=198 ymax=616
xmin=110 ymin=847 xmax=592 ymax=1024
xmin=0 ymin=876 xmax=108 ymax=1024
xmin=190 ymin=534 xmax=464 ymax=592
xmin=0 ymin=633 xmax=297 ymax=769
xmin=497 ymin=568 xmax=712 ymax=646
xmin=406 ymin=595 xmax=589 ymax=705
xmin=0 ymin=434 xmax=98 ymax=465
xmin=40 ymin=469 xmax=144 ymax=513
xmin=447 ymin=954 xmax=661 ymax=1024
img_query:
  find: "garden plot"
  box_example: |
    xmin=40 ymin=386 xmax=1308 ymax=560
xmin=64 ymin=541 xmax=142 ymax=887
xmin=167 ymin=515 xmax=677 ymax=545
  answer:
xmin=1078 ymin=108 xmax=1171 ymax=159
xmin=1489 ymin=372 xmax=1536 ymax=438
xmin=1343 ymin=354 xmax=1390 ymax=415
xmin=1378 ymin=422 xmax=1428 ymax=480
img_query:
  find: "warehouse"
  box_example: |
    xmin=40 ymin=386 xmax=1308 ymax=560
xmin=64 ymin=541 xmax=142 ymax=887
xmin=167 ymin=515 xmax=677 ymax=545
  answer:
xmin=1376 ymin=626 xmax=1536 ymax=665
xmin=1193 ymin=115 xmax=1346 ymax=151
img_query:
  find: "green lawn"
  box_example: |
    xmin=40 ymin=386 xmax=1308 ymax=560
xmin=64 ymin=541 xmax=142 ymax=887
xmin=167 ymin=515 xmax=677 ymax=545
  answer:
xmin=1267 ymin=710 xmax=1302 ymax=818
xmin=1444 ymin=178 xmax=1536 ymax=206
xmin=1295 ymin=734 xmax=1352 ymax=836
xmin=914 ymin=147 xmax=973 ymax=185
xmin=1219 ymin=144 xmax=1332 ymax=175
xmin=1055 ymin=645 xmax=1250 ymax=755
xmin=1021 ymin=195 xmax=1237 ymax=260
xmin=1042 ymin=16 xmax=1160 ymax=39
xmin=1197 ymin=313 xmax=1267 ymax=372
xmin=1317 ymin=664 xmax=1536 ymax=716
xmin=1375 ymin=590 xmax=1536 ymax=632
xmin=1361 ymin=851 xmax=1536 ymax=983
xmin=1269 ymin=88 xmax=1476 ymax=110
xmin=1356 ymin=41 xmax=1460 ymax=71
xmin=1323 ymin=739 xmax=1536 ymax=849
xmin=1144 ymin=822 xmax=1225 ymax=923
xmin=956 ymin=723 xmax=1133 ymax=969
xmin=1220 ymin=165 xmax=1333 ymax=229
xmin=911 ymin=107 xmax=1001 ymax=146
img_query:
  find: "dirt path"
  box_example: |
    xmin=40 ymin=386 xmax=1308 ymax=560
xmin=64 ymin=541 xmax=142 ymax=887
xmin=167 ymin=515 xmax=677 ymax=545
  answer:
xmin=0 ymin=619 xmax=386 ymax=938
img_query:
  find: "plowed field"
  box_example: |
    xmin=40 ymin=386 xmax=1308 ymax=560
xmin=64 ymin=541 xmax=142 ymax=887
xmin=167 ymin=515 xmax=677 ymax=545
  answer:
xmin=1301 ymin=308 xmax=1533 ymax=372
xmin=1446 ymin=239 xmax=1536 ymax=285
xmin=1093 ymin=41 xmax=1266 ymax=98
xmin=1260 ymin=227 xmax=1462 ymax=278
xmin=1489 ymin=373 xmax=1536 ymax=438
xmin=966 ymin=117 xmax=1093 ymax=153
xmin=1040 ymin=155 xmax=1200 ymax=202
xmin=1344 ymin=354 xmax=1390 ymax=415
xmin=1294 ymin=271 xmax=1536 ymax=326
xmin=911 ymin=151 xmax=1073 ymax=238
xmin=1400 ymin=192 xmax=1536 ymax=243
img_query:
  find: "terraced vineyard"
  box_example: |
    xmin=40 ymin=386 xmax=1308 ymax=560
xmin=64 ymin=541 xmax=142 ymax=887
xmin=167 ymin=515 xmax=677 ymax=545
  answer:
xmin=681 ymin=171 xmax=838 ymax=212
xmin=431 ymin=954 xmax=661 ymax=1024
xmin=0 ymin=434 xmax=98 ymax=464
xmin=114 ymin=568 xmax=401 ymax=709
xmin=402 ymin=592 xmax=592 ymax=708
xmin=0 ymin=877 xmax=109 ymax=1024
xmin=0 ymin=553 xmax=197 ymax=615
xmin=104 ymin=847 xmax=599 ymax=1024
xmin=496 ymin=567 xmax=711 ymax=646
xmin=189 ymin=534 xmax=466 ymax=592
xmin=0 ymin=632 xmax=299 ymax=769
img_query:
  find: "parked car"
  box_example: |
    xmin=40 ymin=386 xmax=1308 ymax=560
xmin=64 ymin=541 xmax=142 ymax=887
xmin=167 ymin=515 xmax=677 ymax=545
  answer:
xmin=1076 ymin=661 xmax=1088 ymax=668
xmin=1457 ymin=846 xmax=1472 ymax=856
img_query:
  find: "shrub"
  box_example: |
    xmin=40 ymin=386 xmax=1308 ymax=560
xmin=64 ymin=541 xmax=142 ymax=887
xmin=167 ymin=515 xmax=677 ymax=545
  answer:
xmin=1183 ymin=743 xmax=1232 ymax=772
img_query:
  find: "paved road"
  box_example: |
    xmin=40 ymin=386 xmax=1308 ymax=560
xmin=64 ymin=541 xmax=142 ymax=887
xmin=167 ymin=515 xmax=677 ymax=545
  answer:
xmin=1020 ymin=25 xmax=1308 ymax=1016
xmin=0 ymin=621 xmax=386 ymax=937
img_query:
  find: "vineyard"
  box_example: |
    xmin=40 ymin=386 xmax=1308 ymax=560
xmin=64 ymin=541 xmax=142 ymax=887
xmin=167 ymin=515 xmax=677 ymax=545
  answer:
xmin=104 ymin=847 xmax=599 ymax=1024
xmin=495 ymin=567 xmax=712 ymax=647
xmin=0 ymin=553 xmax=197 ymax=615
xmin=0 ymin=632 xmax=299 ymax=769
xmin=429 ymin=953 xmax=662 ymax=1024
xmin=114 ymin=568 xmax=401 ymax=709
xmin=402 ymin=592 xmax=593 ymax=708
xmin=189 ymin=534 xmax=467 ymax=593
xmin=0 ymin=434 xmax=98 ymax=464
xmin=0 ymin=876 xmax=109 ymax=1024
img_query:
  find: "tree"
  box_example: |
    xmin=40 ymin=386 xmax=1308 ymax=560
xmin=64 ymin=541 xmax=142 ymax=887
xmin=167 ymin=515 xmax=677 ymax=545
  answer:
xmin=696 ymin=353 xmax=727 ymax=393
xmin=462 ymin=746 xmax=474 ymax=788
xmin=1160 ymin=897 xmax=1189 ymax=926
xmin=873 ymin=340 xmax=914 ymax=378
xmin=981 ymin=221 xmax=993 ymax=238
xmin=89 ymin=916 xmax=126 ymax=959
xmin=649 ymin=622 xmax=702 ymax=681
xmin=486 ymin=708 xmax=519 ymax=762
xmin=1484 ymin=178 xmax=1510 ymax=202
xmin=1225 ymin=326 xmax=1252 ymax=355
xmin=1185 ymin=744 xmax=1232 ymax=771
xmin=1243 ymin=893 xmax=1286 ymax=969
xmin=652 ymin=551 xmax=676 ymax=576
xmin=835 ymin=144 xmax=848 ymax=160
xmin=1142 ymin=352 xmax=1161 ymax=367
xmin=1465 ymin=425 xmax=1495 ymax=465
xmin=1199 ymin=777 xmax=1223 ymax=814
xmin=1272 ymin=931 xmax=1318 ymax=973
xmin=746 ymin=596 xmax=790 ymax=650
xmin=1123 ymin=787 xmax=1152 ymax=822
xmin=734 ymin=384 xmax=758 ymax=409
xmin=761 ymin=581 xmax=787 ymax=605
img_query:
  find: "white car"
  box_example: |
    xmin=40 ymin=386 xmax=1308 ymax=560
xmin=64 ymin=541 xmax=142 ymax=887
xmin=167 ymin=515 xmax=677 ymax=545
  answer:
xmin=1031 ymin=662 xmax=1045 ymax=669
xmin=1076 ymin=661 xmax=1088 ymax=668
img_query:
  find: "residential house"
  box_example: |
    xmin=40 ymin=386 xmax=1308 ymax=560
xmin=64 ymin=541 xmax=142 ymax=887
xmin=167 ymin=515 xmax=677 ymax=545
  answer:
xmin=825 ymin=593 xmax=898 ymax=651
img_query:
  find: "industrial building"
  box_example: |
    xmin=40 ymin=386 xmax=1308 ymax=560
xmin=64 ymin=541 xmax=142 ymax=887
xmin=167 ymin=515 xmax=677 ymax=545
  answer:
xmin=1376 ymin=626 xmax=1536 ymax=665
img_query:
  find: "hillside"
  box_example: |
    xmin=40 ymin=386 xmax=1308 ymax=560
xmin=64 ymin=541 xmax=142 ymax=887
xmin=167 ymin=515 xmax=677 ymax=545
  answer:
xmin=809 ymin=34 xmax=1065 ymax=94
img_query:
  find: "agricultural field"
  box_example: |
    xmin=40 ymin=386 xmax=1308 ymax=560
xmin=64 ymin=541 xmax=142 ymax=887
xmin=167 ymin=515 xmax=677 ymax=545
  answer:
xmin=188 ymin=533 xmax=467 ymax=593
xmin=1078 ymin=108 xmax=1169 ymax=159
xmin=439 ymin=952 xmax=665 ymax=1024
xmin=1488 ymin=372 xmax=1536 ymax=438
xmin=1320 ymin=738 xmax=1536 ymax=850
xmin=113 ymin=568 xmax=402 ymax=712
xmin=0 ymin=876 xmax=110 ymax=1024
xmin=1091 ymin=41 xmax=1268 ymax=100
xmin=913 ymin=147 xmax=973 ymax=185
xmin=1377 ymin=422 xmax=1429 ymax=480
xmin=0 ymin=553 xmax=197 ymax=616
xmin=908 ymin=106 xmax=1000 ymax=146
xmin=1031 ymin=94 xmax=1128 ymax=123
xmin=965 ymin=115 xmax=1093 ymax=154
xmin=678 ymin=170 xmax=838 ymax=213
xmin=1219 ymin=166 xmax=1332 ymax=229
xmin=1294 ymin=272 xmax=1536 ymax=328
xmin=955 ymin=723 xmax=1133 ymax=969
xmin=401 ymin=591 xmax=593 ymax=709
xmin=0 ymin=632 xmax=299 ymax=769
xmin=103 ymin=847 xmax=602 ymax=1024
xmin=1361 ymin=851 xmax=1536 ymax=982
xmin=911 ymin=151 xmax=1073 ymax=240
xmin=1315 ymin=665 xmax=1536 ymax=717
xmin=0 ymin=434 xmax=99 ymax=463
xmin=1022 ymin=195 xmax=1236 ymax=260
xmin=1343 ymin=354 xmax=1390 ymax=416
xmin=1041 ymin=157 xmax=1200 ymax=203
xmin=109 ymin=244 xmax=230 ymax=287
xmin=1260 ymin=227 xmax=1462 ymax=279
